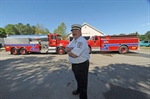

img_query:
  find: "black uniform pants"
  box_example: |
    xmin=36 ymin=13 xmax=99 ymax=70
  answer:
xmin=72 ymin=60 xmax=89 ymax=99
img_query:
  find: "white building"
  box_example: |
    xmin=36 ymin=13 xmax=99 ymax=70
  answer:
xmin=67 ymin=22 xmax=104 ymax=41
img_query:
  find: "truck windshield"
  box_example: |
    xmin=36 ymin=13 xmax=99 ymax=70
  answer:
xmin=58 ymin=35 xmax=62 ymax=40
xmin=89 ymin=37 xmax=94 ymax=40
xmin=52 ymin=35 xmax=56 ymax=40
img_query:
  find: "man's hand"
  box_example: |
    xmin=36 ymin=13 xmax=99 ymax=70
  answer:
xmin=65 ymin=47 xmax=73 ymax=52
xmin=65 ymin=47 xmax=77 ymax=58
xmin=67 ymin=51 xmax=78 ymax=58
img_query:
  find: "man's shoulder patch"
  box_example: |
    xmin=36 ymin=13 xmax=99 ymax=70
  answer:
xmin=77 ymin=42 xmax=83 ymax=48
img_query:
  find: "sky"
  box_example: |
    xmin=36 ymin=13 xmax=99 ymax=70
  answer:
xmin=0 ymin=0 xmax=150 ymax=35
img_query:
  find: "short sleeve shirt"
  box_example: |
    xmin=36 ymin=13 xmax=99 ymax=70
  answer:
xmin=67 ymin=36 xmax=90 ymax=64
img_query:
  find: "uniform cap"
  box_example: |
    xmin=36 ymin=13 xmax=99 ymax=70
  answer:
xmin=71 ymin=24 xmax=82 ymax=31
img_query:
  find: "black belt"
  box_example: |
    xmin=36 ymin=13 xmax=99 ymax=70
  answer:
xmin=72 ymin=60 xmax=89 ymax=65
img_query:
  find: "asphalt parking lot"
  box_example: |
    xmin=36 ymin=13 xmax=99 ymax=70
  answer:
xmin=0 ymin=49 xmax=150 ymax=99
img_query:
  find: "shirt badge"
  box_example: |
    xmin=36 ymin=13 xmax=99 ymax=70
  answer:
xmin=77 ymin=42 xmax=83 ymax=48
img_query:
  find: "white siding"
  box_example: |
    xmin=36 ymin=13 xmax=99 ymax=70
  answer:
xmin=67 ymin=23 xmax=104 ymax=40
xmin=81 ymin=24 xmax=104 ymax=37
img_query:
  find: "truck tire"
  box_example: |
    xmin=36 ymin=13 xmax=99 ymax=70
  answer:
xmin=11 ymin=48 xmax=19 ymax=55
xmin=119 ymin=46 xmax=128 ymax=54
xmin=57 ymin=47 xmax=65 ymax=55
xmin=20 ymin=48 xmax=28 ymax=55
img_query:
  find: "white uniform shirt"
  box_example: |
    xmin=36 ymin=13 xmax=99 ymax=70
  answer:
xmin=67 ymin=36 xmax=90 ymax=64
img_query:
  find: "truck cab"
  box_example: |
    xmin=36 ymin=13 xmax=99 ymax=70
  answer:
xmin=41 ymin=33 xmax=69 ymax=54
xmin=87 ymin=36 xmax=101 ymax=52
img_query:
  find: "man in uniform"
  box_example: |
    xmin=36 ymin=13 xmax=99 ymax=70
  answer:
xmin=65 ymin=24 xmax=90 ymax=99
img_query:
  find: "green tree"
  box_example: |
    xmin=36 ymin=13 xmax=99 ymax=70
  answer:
xmin=119 ymin=33 xmax=126 ymax=36
xmin=15 ymin=23 xmax=25 ymax=34
xmin=144 ymin=31 xmax=150 ymax=40
xmin=137 ymin=31 xmax=150 ymax=41
xmin=129 ymin=33 xmax=137 ymax=35
xmin=5 ymin=24 xmax=18 ymax=35
xmin=138 ymin=35 xmax=145 ymax=41
xmin=30 ymin=26 xmax=36 ymax=34
xmin=24 ymin=23 xmax=36 ymax=35
xmin=35 ymin=23 xmax=50 ymax=34
xmin=44 ymin=28 xmax=50 ymax=34
xmin=15 ymin=23 xmax=37 ymax=35
xmin=53 ymin=22 xmax=67 ymax=39
xmin=24 ymin=23 xmax=31 ymax=34
xmin=54 ymin=29 xmax=58 ymax=33
xmin=0 ymin=28 xmax=6 ymax=37
xmin=35 ymin=23 xmax=42 ymax=34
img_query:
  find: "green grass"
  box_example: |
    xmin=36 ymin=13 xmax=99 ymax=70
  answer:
xmin=0 ymin=48 xmax=5 ymax=52
xmin=140 ymin=46 xmax=150 ymax=50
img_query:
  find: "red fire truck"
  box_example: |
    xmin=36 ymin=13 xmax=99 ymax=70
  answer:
xmin=4 ymin=34 xmax=69 ymax=55
xmin=87 ymin=34 xmax=139 ymax=54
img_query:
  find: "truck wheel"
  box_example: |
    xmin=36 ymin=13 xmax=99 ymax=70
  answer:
xmin=11 ymin=48 xmax=19 ymax=55
xmin=20 ymin=48 xmax=28 ymax=55
xmin=119 ymin=46 xmax=128 ymax=54
xmin=58 ymin=47 xmax=65 ymax=55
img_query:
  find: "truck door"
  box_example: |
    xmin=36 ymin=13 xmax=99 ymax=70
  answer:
xmin=56 ymin=35 xmax=61 ymax=45
xmin=91 ymin=36 xmax=101 ymax=51
xmin=48 ymin=35 xmax=57 ymax=47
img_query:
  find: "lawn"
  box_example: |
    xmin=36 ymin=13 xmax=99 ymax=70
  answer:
xmin=140 ymin=46 xmax=150 ymax=50
xmin=0 ymin=48 xmax=5 ymax=52
xmin=0 ymin=49 xmax=3 ymax=52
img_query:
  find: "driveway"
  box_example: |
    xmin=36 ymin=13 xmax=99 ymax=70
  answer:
xmin=0 ymin=49 xmax=150 ymax=99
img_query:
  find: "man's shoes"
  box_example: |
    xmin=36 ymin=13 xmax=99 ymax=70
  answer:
xmin=72 ymin=90 xmax=80 ymax=95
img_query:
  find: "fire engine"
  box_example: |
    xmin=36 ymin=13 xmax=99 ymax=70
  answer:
xmin=4 ymin=34 xmax=69 ymax=55
xmin=87 ymin=34 xmax=139 ymax=54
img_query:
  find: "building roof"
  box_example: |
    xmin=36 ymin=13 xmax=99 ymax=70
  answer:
xmin=67 ymin=22 xmax=104 ymax=37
